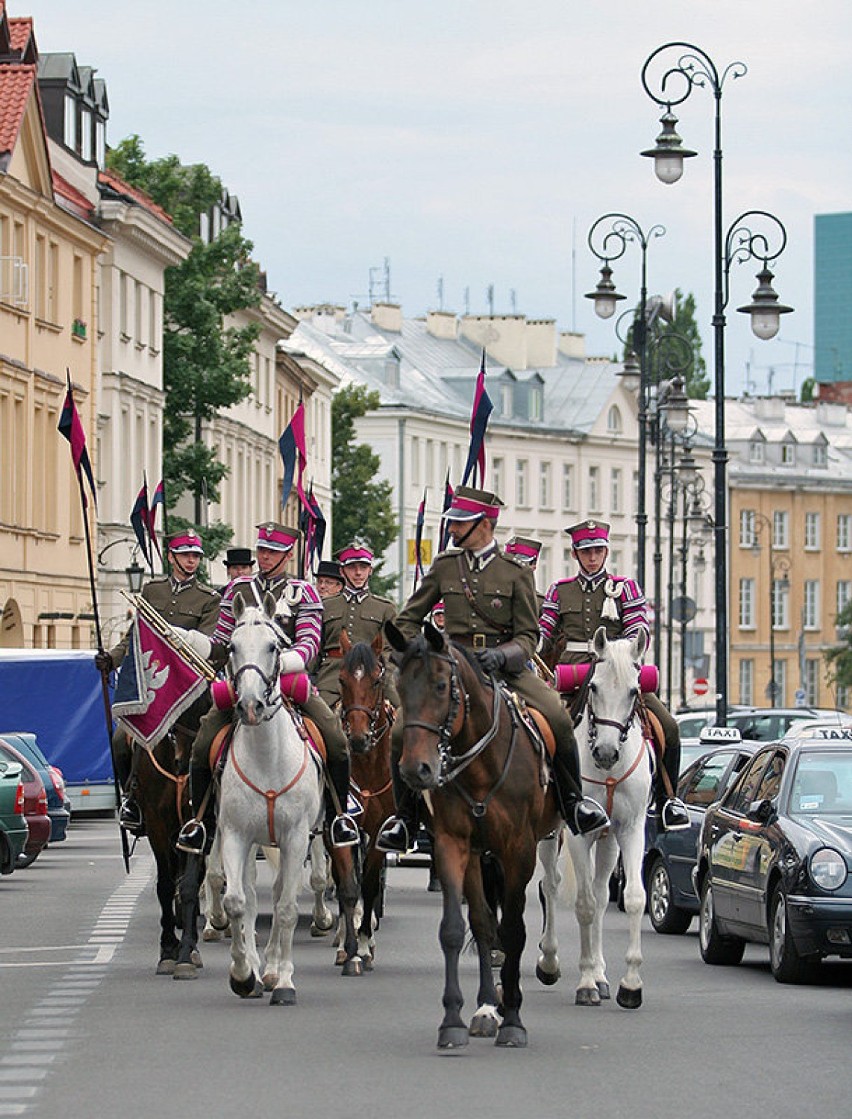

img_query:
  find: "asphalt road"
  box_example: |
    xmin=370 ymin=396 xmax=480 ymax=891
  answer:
xmin=1 ymin=816 xmax=851 ymax=1119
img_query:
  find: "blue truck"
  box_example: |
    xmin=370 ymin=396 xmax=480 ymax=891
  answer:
xmin=0 ymin=649 xmax=116 ymax=812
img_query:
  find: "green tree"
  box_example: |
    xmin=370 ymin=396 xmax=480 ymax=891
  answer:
xmin=331 ymin=384 xmax=398 ymax=595
xmin=800 ymin=377 xmax=816 ymax=403
xmin=825 ymin=601 xmax=852 ymax=690
xmin=625 ymin=288 xmax=710 ymax=399
xmin=107 ymin=135 xmax=262 ymax=560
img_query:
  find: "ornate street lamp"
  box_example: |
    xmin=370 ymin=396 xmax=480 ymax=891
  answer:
xmin=640 ymin=42 xmax=793 ymax=725
xmin=125 ymin=559 xmax=146 ymax=594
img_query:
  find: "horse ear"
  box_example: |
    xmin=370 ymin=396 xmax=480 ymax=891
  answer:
xmin=384 ymin=619 xmax=407 ymax=654
xmin=592 ymin=626 xmax=608 ymax=658
xmin=263 ymin=591 xmax=277 ymax=620
xmin=340 ymin=629 xmax=352 ymax=654
xmin=424 ymin=620 xmax=444 ymax=650
xmin=632 ymin=628 xmax=648 ymax=663
xmin=371 ymin=630 xmax=383 ymax=657
xmin=233 ymin=591 xmax=246 ymax=620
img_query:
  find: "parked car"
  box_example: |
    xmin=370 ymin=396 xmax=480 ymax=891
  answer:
xmin=727 ymin=707 xmax=852 ymax=744
xmin=644 ymin=731 xmax=759 ymax=934
xmin=694 ymin=730 xmax=852 ymax=982
xmin=675 ymin=706 xmax=750 ymax=740
xmin=0 ymin=758 xmax=28 ymax=875
xmin=0 ymin=739 xmax=50 ymax=868
xmin=0 ymin=732 xmax=71 ymax=843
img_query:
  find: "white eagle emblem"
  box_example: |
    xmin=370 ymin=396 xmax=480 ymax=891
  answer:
xmin=140 ymin=650 xmax=170 ymax=704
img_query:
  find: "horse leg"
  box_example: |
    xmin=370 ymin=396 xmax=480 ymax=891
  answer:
xmin=566 ymin=834 xmax=600 ymax=1006
xmin=535 ymin=830 xmax=562 ymax=986
xmin=357 ymin=847 xmax=384 ymax=969
xmin=221 ymin=829 xmax=262 ymax=998
xmin=174 ymin=852 xmax=204 ymax=980
xmin=266 ymin=836 xmax=307 ymax=1005
xmin=494 ymin=849 xmax=536 ymax=1048
xmin=328 ymin=843 xmax=363 ymax=977
xmin=243 ymin=844 xmax=262 ymax=984
xmin=308 ymin=833 xmax=334 ymax=937
xmin=434 ymin=834 xmax=470 ymax=1049
xmin=589 ymin=831 xmax=620 ymax=1001
xmin=615 ymin=822 xmax=646 ymax=1010
xmin=465 ymin=857 xmax=502 ymax=1039
xmin=201 ymin=830 xmax=228 ymax=941
xmin=152 ymin=844 xmax=180 ymax=975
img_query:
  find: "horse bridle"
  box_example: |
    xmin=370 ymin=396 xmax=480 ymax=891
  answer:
xmin=340 ymin=661 xmax=393 ymax=749
xmin=229 ymin=616 xmax=286 ymax=721
xmin=584 ymin=659 xmax=642 ymax=751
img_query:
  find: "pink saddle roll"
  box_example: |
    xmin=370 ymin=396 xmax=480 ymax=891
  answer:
xmin=211 ymin=672 xmax=311 ymax=710
xmin=554 ymin=662 xmax=659 ymax=695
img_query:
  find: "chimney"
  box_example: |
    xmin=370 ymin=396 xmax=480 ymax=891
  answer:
xmin=558 ymin=331 xmax=586 ymax=359
xmin=426 ymin=310 xmax=458 ymax=340
xmin=371 ymin=302 xmax=403 ymax=333
xmin=525 ymin=319 xmax=557 ymax=368
xmin=460 ymin=315 xmax=527 ymax=369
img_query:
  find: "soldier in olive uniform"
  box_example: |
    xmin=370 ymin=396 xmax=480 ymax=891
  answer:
xmin=376 ymin=487 xmax=609 ymax=853
xmin=176 ymin=523 xmax=358 ymax=854
xmin=505 ymin=535 xmax=544 ymax=612
xmin=95 ymin=531 xmax=221 ymax=834
xmin=314 ymin=542 xmax=399 ymax=710
xmin=539 ymin=519 xmax=688 ymax=830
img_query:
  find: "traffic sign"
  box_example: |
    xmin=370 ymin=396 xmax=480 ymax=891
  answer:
xmin=671 ymin=595 xmax=697 ymax=623
xmin=693 ymin=677 xmax=709 ymax=696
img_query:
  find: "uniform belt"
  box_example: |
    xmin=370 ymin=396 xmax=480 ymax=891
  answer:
xmin=454 ymin=633 xmax=504 ymax=650
xmin=562 ymin=640 xmax=595 ymax=654
xmin=324 ymin=649 xmax=344 ymax=659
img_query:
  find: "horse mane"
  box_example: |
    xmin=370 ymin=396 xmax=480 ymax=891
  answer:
xmin=450 ymin=641 xmax=490 ymax=686
xmin=597 ymin=635 xmax=640 ymax=689
xmin=342 ymin=640 xmax=379 ymax=676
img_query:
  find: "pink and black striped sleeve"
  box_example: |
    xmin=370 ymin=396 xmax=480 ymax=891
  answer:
xmin=618 ymin=578 xmax=649 ymax=641
xmin=538 ymin=580 xmax=564 ymax=647
xmin=212 ymin=576 xmax=255 ymax=646
xmin=290 ymin=579 xmax=323 ymax=664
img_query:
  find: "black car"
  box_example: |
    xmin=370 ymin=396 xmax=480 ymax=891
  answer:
xmin=645 ymin=733 xmax=759 ymax=935
xmin=694 ymin=731 xmax=852 ymax=983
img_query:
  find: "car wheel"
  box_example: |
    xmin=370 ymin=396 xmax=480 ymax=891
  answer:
xmin=769 ymin=885 xmax=812 ymax=984
xmin=648 ymin=855 xmax=692 ymax=935
xmin=15 ymin=850 xmax=40 ymax=869
xmin=699 ymin=878 xmax=745 ymax=965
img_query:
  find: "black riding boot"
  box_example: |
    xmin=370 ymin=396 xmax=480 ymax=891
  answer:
xmin=655 ymin=739 xmax=689 ymax=831
xmin=552 ymin=750 xmax=609 ymax=837
xmin=115 ymin=737 xmax=144 ymax=836
xmin=326 ymin=753 xmax=359 ymax=848
xmin=176 ymin=761 xmax=215 ymax=855
xmin=376 ymin=754 xmax=419 ymax=853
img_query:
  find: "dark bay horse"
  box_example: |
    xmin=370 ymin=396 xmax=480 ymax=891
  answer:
xmin=385 ymin=620 xmax=561 ymax=1049
xmin=338 ymin=630 xmax=396 ymax=968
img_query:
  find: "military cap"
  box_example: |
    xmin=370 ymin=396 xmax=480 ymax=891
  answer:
xmin=336 ymin=542 xmax=374 ymax=566
xmin=445 ymin=486 xmax=504 ymax=523
xmin=256 ymin=522 xmax=301 ymax=552
xmin=566 ymin=519 xmax=610 ymax=550
xmin=167 ymin=531 xmax=204 ymax=554
xmin=504 ymin=535 xmax=542 ymax=564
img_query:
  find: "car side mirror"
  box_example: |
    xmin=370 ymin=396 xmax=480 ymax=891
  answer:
xmin=749 ymin=798 xmax=775 ymax=825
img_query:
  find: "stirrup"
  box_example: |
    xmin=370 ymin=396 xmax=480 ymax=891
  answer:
xmin=176 ymin=819 xmax=207 ymax=854
xmin=118 ymin=797 xmax=144 ymax=836
xmin=346 ymin=791 xmax=364 ymax=818
xmin=330 ymin=813 xmax=359 ymax=848
xmin=661 ymin=797 xmax=690 ymax=832
xmin=570 ymin=797 xmax=609 ymax=837
xmin=375 ymin=816 xmax=411 ymax=854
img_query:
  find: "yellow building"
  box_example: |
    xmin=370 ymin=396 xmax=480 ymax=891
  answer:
xmin=0 ymin=9 xmax=107 ymax=647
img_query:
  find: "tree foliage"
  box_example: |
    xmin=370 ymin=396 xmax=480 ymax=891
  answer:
xmin=331 ymin=384 xmax=398 ymax=594
xmin=106 ymin=135 xmax=261 ymax=560
xmin=625 ymin=288 xmax=710 ymax=400
xmin=825 ymin=601 xmax=852 ymax=689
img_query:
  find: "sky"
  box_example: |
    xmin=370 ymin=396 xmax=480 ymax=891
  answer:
xmin=20 ymin=0 xmax=852 ymax=397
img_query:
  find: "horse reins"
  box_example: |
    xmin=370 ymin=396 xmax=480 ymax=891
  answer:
xmin=581 ymin=669 xmax=651 ymax=818
xmin=228 ymin=616 xmax=286 ymax=720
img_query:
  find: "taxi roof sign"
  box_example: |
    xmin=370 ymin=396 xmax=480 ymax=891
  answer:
xmin=800 ymin=726 xmax=852 ymax=740
xmin=698 ymin=725 xmax=743 ymax=743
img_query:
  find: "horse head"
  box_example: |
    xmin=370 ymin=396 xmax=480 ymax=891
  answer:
xmin=385 ymin=619 xmax=462 ymax=791
xmin=229 ymin=592 xmax=283 ymax=726
xmin=586 ymin=626 xmax=647 ymax=770
xmin=339 ymin=631 xmax=388 ymax=755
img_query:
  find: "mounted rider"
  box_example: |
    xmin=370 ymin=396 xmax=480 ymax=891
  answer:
xmin=538 ymin=519 xmax=689 ymax=831
xmin=313 ymin=541 xmax=399 ymax=710
xmin=376 ymin=486 xmax=609 ymax=853
xmin=175 ymin=522 xmax=358 ymax=854
xmin=95 ymin=531 xmax=220 ymax=835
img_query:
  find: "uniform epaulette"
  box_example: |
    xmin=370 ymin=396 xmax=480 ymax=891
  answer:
xmin=196 ymin=582 xmax=220 ymax=597
xmin=371 ymin=592 xmax=396 ymax=606
xmin=502 ymin=552 xmax=529 ymax=570
xmin=434 ymin=547 xmax=462 ymax=561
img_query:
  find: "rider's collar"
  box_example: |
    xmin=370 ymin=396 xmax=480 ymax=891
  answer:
xmin=344 ymin=586 xmax=368 ymax=602
xmin=170 ymin=574 xmax=196 ymax=593
xmin=256 ymin=572 xmax=287 ymax=592
xmin=578 ymin=569 xmax=608 ymax=592
xmin=467 ymin=543 xmax=497 ymax=572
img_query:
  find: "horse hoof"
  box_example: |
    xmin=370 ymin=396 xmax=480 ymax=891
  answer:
xmin=341 ymin=957 xmax=363 ymax=977
xmin=575 ymin=988 xmax=601 ymax=1007
xmin=437 ymin=1026 xmax=469 ymax=1050
xmin=535 ymin=963 xmax=560 ymax=986
xmin=262 ymin=973 xmax=278 ymax=991
xmin=310 ymin=920 xmax=333 ymax=938
xmin=334 ymin=948 xmax=347 ymax=966
xmin=597 ymin=980 xmax=610 ymax=1000
xmin=469 ymin=1010 xmax=500 ymax=1038
xmin=270 ymin=987 xmax=296 ymax=1006
xmin=616 ymin=984 xmax=642 ymax=1010
xmin=210 ymin=917 xmax=229 ymax=933
xmin=362 ymin=954 xmax=374 ymax=972
xmin=495 ymin=1024 xmax=527 ymax=1048
xmin=156 ymin=958 xmax=176 ymax=976
xmin=230 ymin=972 xmax=263 ymax=999
xmin=173 ymin=962 xmax=198 ymax=981
xmin=427 ymin=877 xmax=442 ymax=893
xmin=190 ymin=950 xmax=203 ymax=968
xmin=202 ymin=927 xmax=223 ymax=942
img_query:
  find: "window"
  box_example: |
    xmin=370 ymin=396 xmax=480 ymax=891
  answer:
xmin=739 ymin=509 xmax=756 ymax=548
xmin=80 ymin=110 xmax=92 ymax=161
xmin=63 ymin=94 xmax=76 ymax=149
xmin=837 ymin=684 xmax=849 ymax=710
xmin=588 ymin=466 xmax=600 ymax=512
xmin=529 ymin=386 xmax=542 ymax=421
xmin=492 ymin=457 xmax=503 ymax=498
xmin=836 ymin=581 xmax=851 ymax=620
xmin=682 ymin=752 xmax=736 ymax=807
xmin=781 ymin=441 xmax=796 ymax=465
xmin=805 ymin=659 xmax=820 ymax=706
xmin=606 ymin=405 xmax=622 ymax=434
xmin=516 ymin=459 xmax=528 ymax=507
xmin=805 ymin=512 xmax=821 ymax=551
xmin=749 ymin=440 xmax=765 ymax=464
xmin=771 ymin=578 xmax=790 ymax=629
xmin=804 ymin=580 xmax=820 ymax=629
xmin=539 ymin=462 xmax=551 ymax=508
xmin=561 ymin=464 xmax=573 ymax=511
xmin=611 ymin=468 xmax=622 ymax=514
xmin=726 ymin=754 xmax=772 ymax=814
xmin=96 ymin=120 xmax=106 ymax=168
xmin=739 ymin=659 xmax=754 ymax=706
xmin=739 ymin=578 xmax=755 ymax=628
xmin=410 ymin=437 xmax=420 ymax=486
xmin=501 ymin=383 xmax=513 ymax=418
xmin=838 ymin=514 xmax=852 ymax=552
xmin=813 ymin=443 xmax=828 ymax=467
xmin=773 ymin=510 xmax=789 ymax=549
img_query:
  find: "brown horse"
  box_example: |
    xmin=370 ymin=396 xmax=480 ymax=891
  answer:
xmin=338 ymin=629 xmax=395 ymax=968
xmin=385 ymin=620 xmax=560 ymax=1049
xmin=125 ymin=716 xmax=205 ymax=978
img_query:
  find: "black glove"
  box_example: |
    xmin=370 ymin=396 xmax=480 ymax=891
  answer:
xmin=477 ymin=647 xmax=506 ymax=675
xmin=94 ymin=650 xmax=113 ymax=673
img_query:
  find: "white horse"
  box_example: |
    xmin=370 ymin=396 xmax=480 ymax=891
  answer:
xmin=538 ymin=626 xmax=652 ymax=1009
xmin=217 ymin=592 xmax=327 ymax=1004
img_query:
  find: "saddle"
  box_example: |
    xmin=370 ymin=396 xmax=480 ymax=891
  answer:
xmin=209 ymin=707 xmax=328 ymax=773
xmin=638 ymin=703 xmax=674 ymax=797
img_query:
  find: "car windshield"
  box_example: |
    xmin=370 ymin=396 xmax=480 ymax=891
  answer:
xmin=787 ymin=752 xmax=852 ymax=816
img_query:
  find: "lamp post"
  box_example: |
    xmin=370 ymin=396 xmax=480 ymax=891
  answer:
xmin=640 ymin=43 xmax=793 ymax=726
xmin=586 ymin=213 xmax=666 ymax=588
xmin=750 ymin=511 xmax=790 ymax=707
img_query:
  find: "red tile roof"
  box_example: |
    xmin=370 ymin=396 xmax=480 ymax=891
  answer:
xmin=9 ymin=16 xmax=33 ymax=53
xmin=98 ymin=166 xmax=174 ymax=225
xmin=52 ymin=169 xmax=94 ymax=219
xmin=0 ymin=61 xmax=35 ymax=158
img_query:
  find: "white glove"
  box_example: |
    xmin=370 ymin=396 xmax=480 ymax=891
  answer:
xmin=171 ymin=626 xmax=212 ymax=661
xmin=279 ymin=649 xmax=306 ymax=675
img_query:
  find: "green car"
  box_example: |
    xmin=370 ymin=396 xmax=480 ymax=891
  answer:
xmin=0 ymin=757 xmax=29 ymax=875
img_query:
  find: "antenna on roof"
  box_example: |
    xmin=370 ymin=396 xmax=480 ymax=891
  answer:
xmin=464 ymin=287 xmax=470 ymax=316
xmin=486 ymin=284 xmax=494 ymax=316
xmin=571 ymin=216 xmax=577 ymax=332
xmin=437 ymin=275 xmax=444 ymax=311
xmin=510 ymin=289 xmax=517 ymax=314
xmin=383 ymin=256 xmax=391 ymax=301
